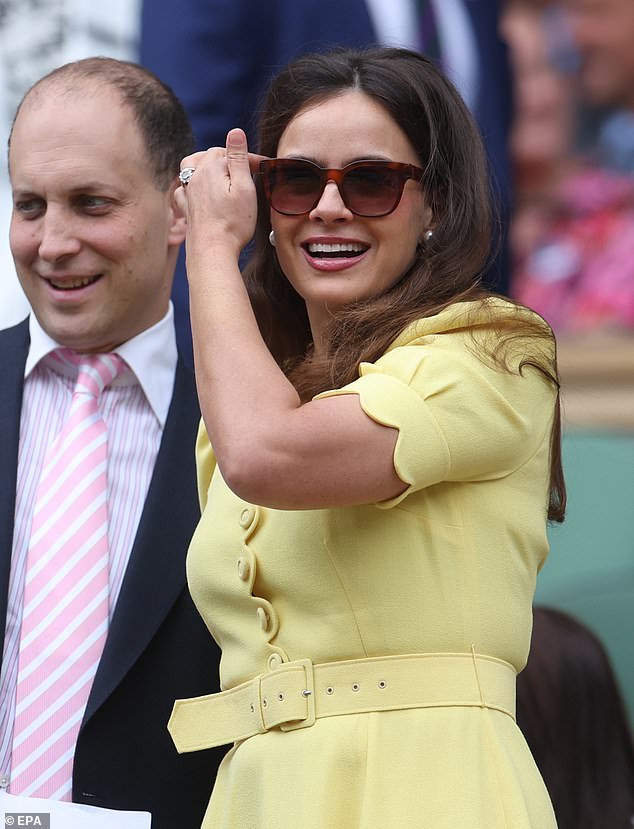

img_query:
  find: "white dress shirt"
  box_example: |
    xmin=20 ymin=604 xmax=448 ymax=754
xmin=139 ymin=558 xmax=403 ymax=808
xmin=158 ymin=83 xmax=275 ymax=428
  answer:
xmin=0 ymin=305 xmax=177 ymax=789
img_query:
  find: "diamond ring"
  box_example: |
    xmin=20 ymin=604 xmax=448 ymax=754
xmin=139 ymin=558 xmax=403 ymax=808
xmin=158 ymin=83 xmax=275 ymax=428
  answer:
xmin=179 ymin=167 xmax=195 ymax=186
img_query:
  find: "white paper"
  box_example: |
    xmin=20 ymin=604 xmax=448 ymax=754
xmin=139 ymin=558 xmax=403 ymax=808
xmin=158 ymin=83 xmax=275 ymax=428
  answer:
xmin=0 ymin=790 xmax=151 ymax=828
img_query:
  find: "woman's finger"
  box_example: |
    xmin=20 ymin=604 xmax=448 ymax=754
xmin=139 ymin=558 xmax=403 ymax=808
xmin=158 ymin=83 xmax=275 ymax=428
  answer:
xmin=178 ymin=150 xmax=209 ymax=190
xmin=225 ymin=128 xmax=251 ymax=183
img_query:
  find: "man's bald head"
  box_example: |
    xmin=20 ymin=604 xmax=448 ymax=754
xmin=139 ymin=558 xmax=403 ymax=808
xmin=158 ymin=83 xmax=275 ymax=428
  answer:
xmin=9 ymin=56 xmax=194 ymax=191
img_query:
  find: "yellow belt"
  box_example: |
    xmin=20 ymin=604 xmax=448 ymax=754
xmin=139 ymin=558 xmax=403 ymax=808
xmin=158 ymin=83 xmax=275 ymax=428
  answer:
xmin=168 ymin=650 xmax=516 ymax=753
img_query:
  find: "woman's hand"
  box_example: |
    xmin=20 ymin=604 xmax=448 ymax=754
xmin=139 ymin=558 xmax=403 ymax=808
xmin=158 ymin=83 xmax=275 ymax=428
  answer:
xmin=177 ymin=128 xmax=264 ymax=258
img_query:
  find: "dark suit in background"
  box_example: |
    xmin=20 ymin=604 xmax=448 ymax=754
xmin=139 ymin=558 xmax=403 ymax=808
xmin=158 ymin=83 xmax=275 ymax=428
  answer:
xmin=140 ymin=0 xmax=513 ymax=366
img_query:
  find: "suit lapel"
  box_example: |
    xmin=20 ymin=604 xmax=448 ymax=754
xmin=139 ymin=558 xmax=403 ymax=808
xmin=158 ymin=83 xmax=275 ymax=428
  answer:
xmin=0 ymin=320 xmax=29 ymax=648
xmin=85 ymin=357 xmax=201 ymax=719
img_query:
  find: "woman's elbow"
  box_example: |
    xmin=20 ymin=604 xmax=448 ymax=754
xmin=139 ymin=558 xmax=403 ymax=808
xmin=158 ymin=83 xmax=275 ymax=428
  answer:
xmin=216 ymin=443 xmax=284 ymax=506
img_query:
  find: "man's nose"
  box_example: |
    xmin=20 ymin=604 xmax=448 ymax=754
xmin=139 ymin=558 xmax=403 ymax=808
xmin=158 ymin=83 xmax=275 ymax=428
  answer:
xmin=38 ymin=209 xmax=82 ymax=261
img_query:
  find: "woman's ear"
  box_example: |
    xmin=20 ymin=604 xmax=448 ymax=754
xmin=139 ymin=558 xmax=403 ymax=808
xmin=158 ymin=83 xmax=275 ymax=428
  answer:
xmin=418 ymin=202 xmax=434 ymax=245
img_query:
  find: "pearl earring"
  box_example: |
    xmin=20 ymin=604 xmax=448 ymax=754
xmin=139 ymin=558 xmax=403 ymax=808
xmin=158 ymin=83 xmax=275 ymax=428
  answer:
xmin=423 ymin=229 xmax=433 ymax=242
xmin=269 ymin=230 xmax=276 ymax=247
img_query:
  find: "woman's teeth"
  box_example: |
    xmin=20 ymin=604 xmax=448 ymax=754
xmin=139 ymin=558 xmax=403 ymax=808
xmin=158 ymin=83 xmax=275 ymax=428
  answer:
xmin=307 ymin=242 xmax=367 ymax=258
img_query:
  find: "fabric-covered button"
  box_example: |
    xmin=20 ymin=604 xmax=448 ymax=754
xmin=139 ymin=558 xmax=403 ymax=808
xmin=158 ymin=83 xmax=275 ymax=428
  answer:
xmin=239 ymin=507 xmax=255 ymax=529
xmin=237 ymin=557 xmax=251 ymax=581
xmin=267 ymin=653 xmax=283 ymax=670
xmin=257 ymin=607 xmax=270 ymax=632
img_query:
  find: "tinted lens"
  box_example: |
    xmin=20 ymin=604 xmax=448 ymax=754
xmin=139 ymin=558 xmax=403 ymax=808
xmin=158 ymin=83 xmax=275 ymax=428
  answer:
xmin=267 ymin=163 xmax=322 ymax=215
xmin=342 ymin=167 xmax=403 ymax=217
xmin=261 ymin=160 xmax=420 ymax=217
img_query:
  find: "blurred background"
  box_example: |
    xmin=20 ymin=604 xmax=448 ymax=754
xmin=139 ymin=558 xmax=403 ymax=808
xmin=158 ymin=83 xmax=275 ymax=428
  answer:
xmin=1 ymin=0 xmax=632 ymax=743
xmin=500 ymin=0 xmax=634 ymax=739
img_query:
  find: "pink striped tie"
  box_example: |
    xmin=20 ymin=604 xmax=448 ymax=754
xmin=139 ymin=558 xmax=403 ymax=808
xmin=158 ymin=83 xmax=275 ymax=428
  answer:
xmin=9 ymin=350 xmax=125 ymax=801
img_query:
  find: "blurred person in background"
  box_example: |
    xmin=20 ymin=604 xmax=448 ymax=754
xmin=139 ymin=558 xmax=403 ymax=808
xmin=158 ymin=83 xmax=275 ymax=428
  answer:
xmin=501 ymin=0 xmax=577 ymax=262
xmin=517 ymin=606 xmax=634 ymax=829
xmin=563 ymin=0 xmax=634 ymax=172
xmin=502 ymin=0 xmax=634 ymax=333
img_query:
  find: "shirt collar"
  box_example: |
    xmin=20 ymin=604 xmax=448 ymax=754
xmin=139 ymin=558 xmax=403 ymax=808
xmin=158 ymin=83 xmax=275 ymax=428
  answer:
xmin=25 ymin=304 xmax=178 ymax=427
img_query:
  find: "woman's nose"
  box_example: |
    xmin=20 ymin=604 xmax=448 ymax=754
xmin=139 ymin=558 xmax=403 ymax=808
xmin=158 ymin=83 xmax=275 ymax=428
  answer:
xmin=309 ymin=180 xmax=353 ymax=222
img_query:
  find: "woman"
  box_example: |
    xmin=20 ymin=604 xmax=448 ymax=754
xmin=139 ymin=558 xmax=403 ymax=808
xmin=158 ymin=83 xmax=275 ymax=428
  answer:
xmin=168 ymin=47 xmax=565 ymax=828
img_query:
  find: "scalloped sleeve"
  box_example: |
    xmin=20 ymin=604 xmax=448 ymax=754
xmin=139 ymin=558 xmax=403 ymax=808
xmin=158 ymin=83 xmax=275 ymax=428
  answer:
xmin=314 ymin=338 xmax=556 ymax=509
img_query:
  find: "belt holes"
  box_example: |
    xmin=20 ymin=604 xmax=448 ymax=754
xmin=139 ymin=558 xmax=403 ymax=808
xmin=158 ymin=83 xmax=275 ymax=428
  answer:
xmin=378 ymin=680 xmax=387 ymax=689
xmin=278 ymin=693 xmax=285 ymax=702
xmin=250 ymin=703 xmax=255 ymax=713
xmin=326 ymin=686 xmax=334 ymax=695
xmin=351 ymin=683 xmax=360 ymax=692
xmin=262 ymin=698 xmax=268 ymax=708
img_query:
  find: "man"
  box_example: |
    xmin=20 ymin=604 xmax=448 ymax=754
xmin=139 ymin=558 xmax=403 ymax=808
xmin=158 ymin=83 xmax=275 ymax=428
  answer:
xmin=563 ymin=0 xmax=634 ymax=172
xmin=564 ymin=0 xmax=634 ymax=111
xmin=140 ymin=0 xmax=512 ymax=364
xmin=0 ymin=58 xmax=224 ymax=828
xmin=0 ymin=0 xmax=141 ymax=329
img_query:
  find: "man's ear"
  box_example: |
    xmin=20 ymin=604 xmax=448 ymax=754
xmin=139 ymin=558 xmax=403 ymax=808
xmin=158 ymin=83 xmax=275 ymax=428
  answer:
xmin=167 ymin=179 xmax=187 ymax=245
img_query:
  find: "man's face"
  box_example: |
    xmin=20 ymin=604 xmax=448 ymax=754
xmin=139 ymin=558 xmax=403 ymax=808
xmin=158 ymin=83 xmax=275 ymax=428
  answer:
xmin=9 ymin=84 xmax=186 ymax=352
xmin=564 ymin=0 xmax=634 ymax=110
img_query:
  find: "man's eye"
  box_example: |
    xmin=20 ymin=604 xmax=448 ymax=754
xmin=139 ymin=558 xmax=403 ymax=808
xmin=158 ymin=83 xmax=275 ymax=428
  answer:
xmin=81 ymin=196 xmax=109 ymax=209
xmin=15 ymin=198 xmax=44 ymax=216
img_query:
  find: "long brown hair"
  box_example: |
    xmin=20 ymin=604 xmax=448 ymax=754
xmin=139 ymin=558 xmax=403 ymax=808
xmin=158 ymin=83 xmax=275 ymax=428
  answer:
xmin=245 ymin=47 xmax=565 ymax=521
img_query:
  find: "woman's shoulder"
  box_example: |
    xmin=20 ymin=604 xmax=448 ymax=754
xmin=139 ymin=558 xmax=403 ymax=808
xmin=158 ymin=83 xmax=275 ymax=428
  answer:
xmin=362 ymin=297 xmax=557 ymax=388
xmin=386 ymin=297 xmax=553 ymax=352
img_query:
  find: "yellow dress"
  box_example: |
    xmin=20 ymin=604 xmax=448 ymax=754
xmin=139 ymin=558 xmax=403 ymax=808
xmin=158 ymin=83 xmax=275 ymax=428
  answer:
xmin=177 ymin=299 xmax=558 ymax=828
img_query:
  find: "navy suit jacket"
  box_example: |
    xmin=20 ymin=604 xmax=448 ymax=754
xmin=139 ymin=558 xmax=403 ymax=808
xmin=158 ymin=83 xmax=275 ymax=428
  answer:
xmin=140 ymin=0 xmax=512 ymax=361
xmin=0 ymin=320 xmax=225 ymax=829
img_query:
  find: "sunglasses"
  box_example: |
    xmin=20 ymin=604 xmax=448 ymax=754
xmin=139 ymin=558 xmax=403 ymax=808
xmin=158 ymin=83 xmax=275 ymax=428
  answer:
xmin=259 ymin=158 xmax=424 ymax=217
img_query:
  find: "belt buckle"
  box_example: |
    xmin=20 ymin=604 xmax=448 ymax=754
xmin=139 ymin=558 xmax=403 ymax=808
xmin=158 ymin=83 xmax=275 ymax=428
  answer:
xmin=279 ymin=658 xmax=316 ymax=732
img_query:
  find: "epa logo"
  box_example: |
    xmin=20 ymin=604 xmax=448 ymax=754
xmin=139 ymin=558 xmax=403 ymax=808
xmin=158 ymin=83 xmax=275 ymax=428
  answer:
xmin=4 ymin=815 xmax=50 ymax=827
